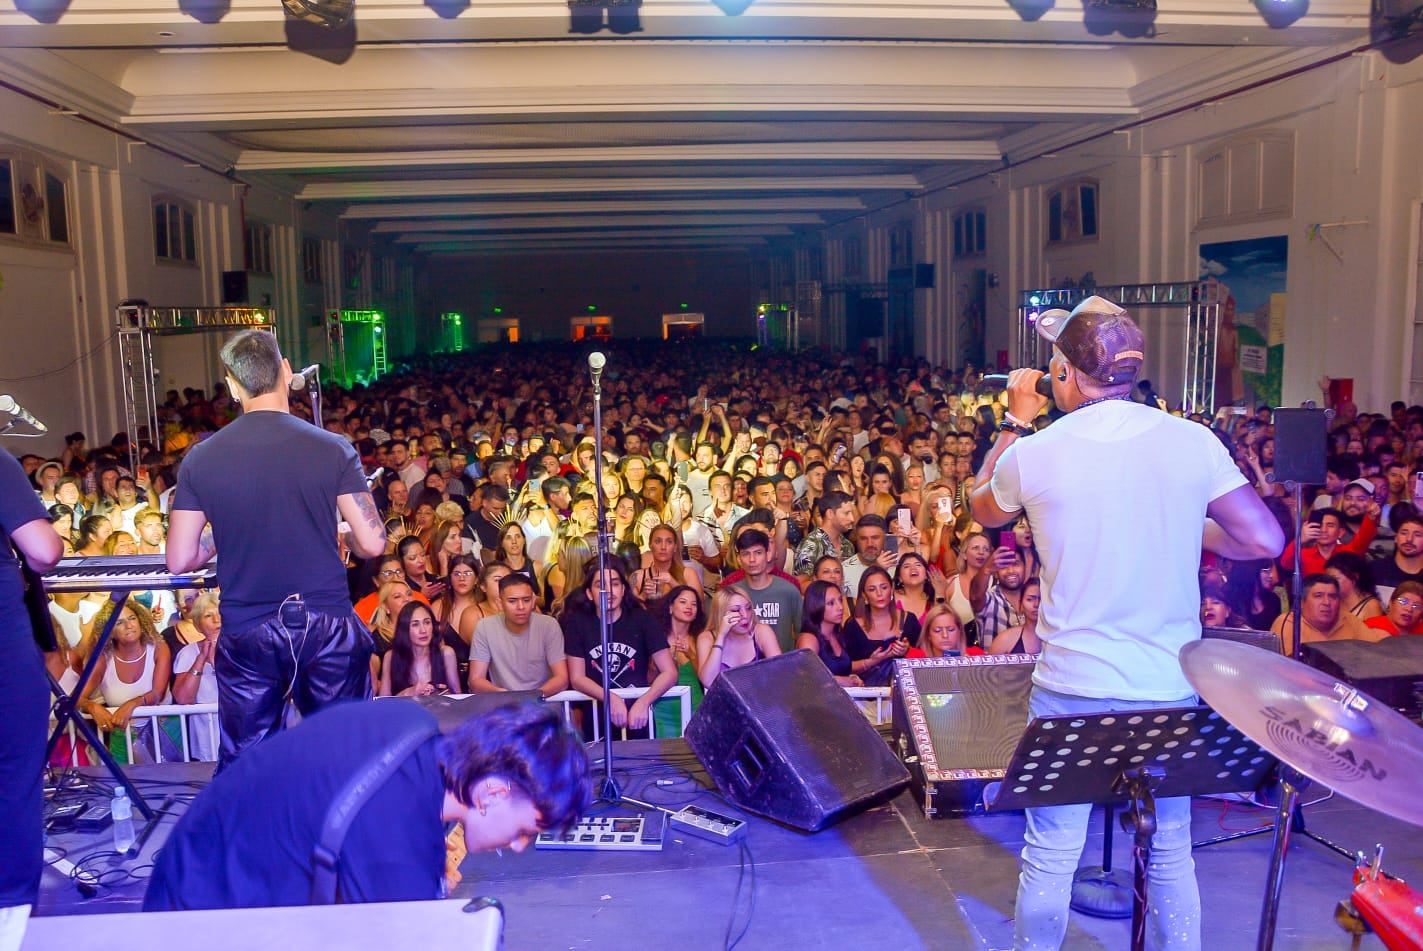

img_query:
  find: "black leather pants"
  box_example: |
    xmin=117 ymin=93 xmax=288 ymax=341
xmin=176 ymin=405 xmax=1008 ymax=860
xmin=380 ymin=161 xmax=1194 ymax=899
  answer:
xmin=214 ymin=606 xmax=373 ymax=772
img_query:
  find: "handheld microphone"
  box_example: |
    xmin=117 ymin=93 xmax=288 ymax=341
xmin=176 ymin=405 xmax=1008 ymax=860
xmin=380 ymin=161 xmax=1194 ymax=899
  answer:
xmin=981 ymin=373 xmax=1054 ymax=399
xmin=0 ymin=395 xmax=47 ymax=433
xmin=588 ymin=351 xmax=606 ymax=386
xmin=289 ymin=365 xmax=321 ymax=391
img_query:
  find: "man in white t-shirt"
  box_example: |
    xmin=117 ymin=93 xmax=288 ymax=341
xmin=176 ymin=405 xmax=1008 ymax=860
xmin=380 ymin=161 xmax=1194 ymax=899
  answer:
xmin=971 ymin=295 xmax=1284 ymax=951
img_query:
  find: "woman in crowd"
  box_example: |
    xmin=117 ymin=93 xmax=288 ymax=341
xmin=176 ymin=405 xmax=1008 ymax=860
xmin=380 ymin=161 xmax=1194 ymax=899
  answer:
xmin=847 ymin=454 xmax=870 ymax=507
xmin=1326 ymin=551 xmax=1384 ymax=621
xmin=49 ymin=503 xmax=76 ymax=547
xmin=871 ymin=453 xmax=905 ymax=497
xmin=434 ymin=553 xmax=482 ymax=684
xmin=545 ymin=533 xmax=592 ymax=612
xmin=919 ymin=485 xmax=959 ymax=574
xmin=813 ymin=554 xmax=845 ymax=592
xmin=988 ymin=578 xmax=1042 ymax=655
xmin=846 ymin=566 xmax=921 ymax=686
xmin=411 ymin=498 xmax=439 ymax=548
xmin=353 ymin=555 xmax=419 ymax=624
xmin=652 ymin=585 xmax=707 ymax=738
xmin=864 ymin=465 xmax=899 ymax=519
xmin=379 ymin=601 xmax=458 ymax=698
xmin=695 ymin=586 xmax=781 ymax=690
xmin=908 ymin=604 xmax=982 ymax=658
xmin=943 ymin=531 xmax=993 ymax=641
xmin=894 ymin=552 xmax=942 ymax=624
xmin=630 ymin=523 xmax=695 ymax=604
xmin=900 ymin=464 xmax=926 ymax=524
xmin=1200 ymin=578 xmax=1249 ymax=629
xmin=80 ymin=597 xmax=177 ymax=764
xmin=470 ymin=562 xmax=513 ymax=627
xmin=428 ymin=519 xmax=464 ymax=584
xmin=1010 ymin=517 xmax=1041 ymax=581
xmin=170 ymin=591 xmax=222 ymax=762
xmin=397 ymin=535 xmax=445 ymax=601
xmin=1366 ymin=581 xmax=1423 ymax=636
xmin=1225 ymin=558 xmax=1284 ymax=631
xmin=368 ymin=578 xmax=415 ymax=659
xmin=103 ymin=531 xmax=138 ymax=557
xmin=796 ymin=580 xmax=863 ymax=687
xmin=492 ymin=522 xmax=542 ymax=598
xmin=74 ymin=514 xmax=112 ymax=556
xmin=610 ymin=494 xmax=642 ymax=549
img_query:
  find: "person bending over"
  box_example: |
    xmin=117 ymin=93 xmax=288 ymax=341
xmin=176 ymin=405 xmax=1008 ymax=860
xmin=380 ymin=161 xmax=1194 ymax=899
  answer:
xmin=144 ymin=700 xmax=589 ymax=910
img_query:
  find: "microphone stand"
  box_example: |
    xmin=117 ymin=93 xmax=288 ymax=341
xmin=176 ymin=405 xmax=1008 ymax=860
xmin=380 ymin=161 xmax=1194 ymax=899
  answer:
xmin=588 ymin=355 xmax=624 ymax=803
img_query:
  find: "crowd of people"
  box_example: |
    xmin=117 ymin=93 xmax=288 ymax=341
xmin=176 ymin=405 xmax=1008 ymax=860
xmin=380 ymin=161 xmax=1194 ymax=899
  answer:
xmin=18 ymin=338 xmax=1421 ymax=763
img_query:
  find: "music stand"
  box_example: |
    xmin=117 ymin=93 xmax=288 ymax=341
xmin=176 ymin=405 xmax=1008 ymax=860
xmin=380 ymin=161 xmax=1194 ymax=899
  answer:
xmin=987 ymin=706 xmax=1274 ymax=951
xmin=45 ymin=590 xmax=157 ymax=827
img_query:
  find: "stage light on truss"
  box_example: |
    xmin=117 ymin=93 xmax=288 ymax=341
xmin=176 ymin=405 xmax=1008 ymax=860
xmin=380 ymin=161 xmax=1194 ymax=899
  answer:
xmin=1252 ymin=0 xmax=1308 ymax=28
xmin=282 ymin=0 xmax=352 ymax=27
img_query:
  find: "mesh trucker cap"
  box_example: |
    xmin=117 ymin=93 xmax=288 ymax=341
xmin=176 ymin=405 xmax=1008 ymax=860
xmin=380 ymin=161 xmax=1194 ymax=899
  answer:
xmin=1035 ymin=295 xmax=1146 ymax=386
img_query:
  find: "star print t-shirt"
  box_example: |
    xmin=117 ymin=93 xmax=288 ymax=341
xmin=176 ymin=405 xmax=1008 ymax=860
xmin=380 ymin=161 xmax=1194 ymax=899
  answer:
xmin=561 ymin=607 xmax=668 ymax=689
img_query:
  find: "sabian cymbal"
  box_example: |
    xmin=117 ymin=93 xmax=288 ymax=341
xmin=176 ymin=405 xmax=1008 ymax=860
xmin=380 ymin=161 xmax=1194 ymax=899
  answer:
xmin=1179 ymin=638 xmax=1423 ymax=827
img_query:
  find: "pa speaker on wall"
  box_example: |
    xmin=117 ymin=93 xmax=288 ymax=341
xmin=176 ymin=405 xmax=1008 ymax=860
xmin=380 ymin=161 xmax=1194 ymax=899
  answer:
xmin=891 ymin=654 xmax=1035 ymax=819
xmin=221 ymin=270 xmax=249 ymax=305
xmin=914 ymin=263 xmax=936 ymax=289
xmin=685 ymin=650 xmax=909 ymax=832
xmin=1271 ymin=407 xmax=1329 ymax=484
xmin=854 ymin=298 xmax=885 ymax=338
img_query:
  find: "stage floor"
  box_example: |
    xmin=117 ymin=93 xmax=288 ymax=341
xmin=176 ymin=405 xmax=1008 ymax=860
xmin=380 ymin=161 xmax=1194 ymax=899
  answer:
xmin=33 ymin=740 xmax=1415 ymax=950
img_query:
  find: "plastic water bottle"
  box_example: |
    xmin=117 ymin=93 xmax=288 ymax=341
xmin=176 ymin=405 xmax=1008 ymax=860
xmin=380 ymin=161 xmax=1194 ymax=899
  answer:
xmin=111 ymin=788 xmax=135 ymax=852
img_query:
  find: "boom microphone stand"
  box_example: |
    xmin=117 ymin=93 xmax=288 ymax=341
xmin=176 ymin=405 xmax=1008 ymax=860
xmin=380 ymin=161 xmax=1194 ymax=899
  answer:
xmin=586 ymin=350 xmax=625 ymax=803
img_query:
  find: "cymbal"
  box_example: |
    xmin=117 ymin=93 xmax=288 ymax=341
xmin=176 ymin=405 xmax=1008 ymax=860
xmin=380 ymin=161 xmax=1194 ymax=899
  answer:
xmin=1179 ymin=638 xmax=1423 ymax=828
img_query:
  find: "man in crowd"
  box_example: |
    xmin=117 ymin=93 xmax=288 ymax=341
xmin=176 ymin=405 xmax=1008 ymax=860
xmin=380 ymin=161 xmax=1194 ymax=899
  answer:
xmin=1280 ymin=507 xmax=1375 ymax=578
xmin=686 ymin=441 xmax=720 ymax=516
xmin=1272 ymin=573 xmax=1387 ymax=655
xmin=468 ymin=574 xmax=569 ymax=697
xmin=792 ymin=490 xmax=857 ymax=583
xmin=732 ymin=528 xmax=803 ymax=652
xmin=167 ymin=329 xmax=387 ymax=769
xmin=133 ymin=507 xmax=166 ymax=555
xmin=1373 ymin=511 xmax=1423 ymax=601
xmin=389 ymin=440 xmax=426 ymax=490
xmin=467 ymin=483 xmax=510 ymax=558
xmin=977 ymin=547 xmax=1029 ymax=650
xmin=971 ymin=295 xmax=1283 ymax=951
xmin=842 ymin=514 xmax=899 ymax=598
xmin=1337 ymin=478 xmax=1382 ymax=545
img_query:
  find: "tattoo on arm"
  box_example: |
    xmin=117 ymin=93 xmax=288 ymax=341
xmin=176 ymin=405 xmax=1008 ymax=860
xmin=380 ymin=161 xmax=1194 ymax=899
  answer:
xmin=355 ymin=492 xmax=381 ymax=531
xmin=197 ymin=526 xmax=217 ymax=564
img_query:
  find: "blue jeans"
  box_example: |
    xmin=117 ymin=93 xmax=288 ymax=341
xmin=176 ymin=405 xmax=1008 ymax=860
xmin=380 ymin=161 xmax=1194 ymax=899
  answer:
xmin=1014 ymin=686 xmax=1201 ymax=951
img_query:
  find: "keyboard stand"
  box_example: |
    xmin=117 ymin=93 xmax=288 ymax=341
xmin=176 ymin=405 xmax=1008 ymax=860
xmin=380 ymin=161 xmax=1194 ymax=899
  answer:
xmin=45 ymin=590 xmax=157 ymax=829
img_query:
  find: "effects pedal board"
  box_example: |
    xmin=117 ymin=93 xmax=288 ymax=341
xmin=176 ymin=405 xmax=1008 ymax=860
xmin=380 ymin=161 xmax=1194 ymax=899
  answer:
xmin=535 ymin=811 xmax=665 ymax=852
xmin=669 ymin=803 xmax=747 ymax=846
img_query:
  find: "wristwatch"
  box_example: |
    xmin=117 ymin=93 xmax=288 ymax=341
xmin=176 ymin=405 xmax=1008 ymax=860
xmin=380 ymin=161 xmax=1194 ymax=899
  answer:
xmin=998 ymin=419 xmax=1034 ymax=438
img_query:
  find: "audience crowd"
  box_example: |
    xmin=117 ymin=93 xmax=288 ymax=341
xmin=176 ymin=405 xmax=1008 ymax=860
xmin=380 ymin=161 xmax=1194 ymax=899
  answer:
xmin=25 ymin=340 xmax=1423 ymax=762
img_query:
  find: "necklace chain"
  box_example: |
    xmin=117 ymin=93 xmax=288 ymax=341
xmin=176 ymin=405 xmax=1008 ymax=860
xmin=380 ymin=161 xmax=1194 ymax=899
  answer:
xmin=1075 ymin=395 xmax=1131 ymax=411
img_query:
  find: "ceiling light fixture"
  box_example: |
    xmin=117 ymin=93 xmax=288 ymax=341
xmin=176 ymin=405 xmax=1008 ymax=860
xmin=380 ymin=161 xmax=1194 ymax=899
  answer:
xmin=282 ymin=0 xmax=353 ymax=29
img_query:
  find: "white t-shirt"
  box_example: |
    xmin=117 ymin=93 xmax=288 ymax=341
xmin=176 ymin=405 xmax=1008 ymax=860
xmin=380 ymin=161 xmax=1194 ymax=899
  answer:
xmin=50 ymin=599 xmax=100 ymax=649
xmin=990 ymin=401 xmax=1246 ymax=701
xmin=172 ymin=642 xmax=220 ymax=762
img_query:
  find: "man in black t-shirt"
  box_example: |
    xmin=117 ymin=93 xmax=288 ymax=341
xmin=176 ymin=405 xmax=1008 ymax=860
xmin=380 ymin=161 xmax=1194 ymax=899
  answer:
xmin=1372 ymin=512 xmax=1423 ymax=599
xmin=0 ymin=448 xmax=63 ymax=923
xmin=167 ymin=330 xmax=388 ymax=769
xmin=562 ymin=562 xmax=678 ymax=733
xmin=144 ymin=700 xmax=590 ymax=910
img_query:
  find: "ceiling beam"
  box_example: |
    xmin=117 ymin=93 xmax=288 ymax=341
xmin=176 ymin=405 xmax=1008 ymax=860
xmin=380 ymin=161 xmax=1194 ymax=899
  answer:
xmin=375 ymin=212 xmax=825 ymax=233
xmin=399 ymin=225 xmax=794 ymax=244
xmin=343 ymin=196 xmax=867 ymax=218
xmin=304 ymin=174 xmax=922 ymax=200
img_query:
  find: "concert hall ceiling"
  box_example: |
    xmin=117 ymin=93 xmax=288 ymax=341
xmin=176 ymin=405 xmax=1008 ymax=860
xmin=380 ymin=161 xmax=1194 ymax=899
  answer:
xmin=0 ymin=0 xmax=1370 ymax=255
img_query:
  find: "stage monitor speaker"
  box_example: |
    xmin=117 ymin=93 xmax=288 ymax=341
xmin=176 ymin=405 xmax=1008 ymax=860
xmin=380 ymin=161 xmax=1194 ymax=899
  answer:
xmin=684 ymin=650 xmax=909 ymax=832
xmin=1300 ymin=638 xmax=1423 ymax=718
xmin=221 ymin=270 xmax=249 ymax=305
xmin=1271 ymin=408 xmax=1328 ymax=484
xmin=890 ymin=655 xmax=1035 ymax=818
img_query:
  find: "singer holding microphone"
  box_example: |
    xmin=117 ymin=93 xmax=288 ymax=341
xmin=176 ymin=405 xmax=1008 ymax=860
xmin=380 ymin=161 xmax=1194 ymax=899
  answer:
xmin=969 ymin=296 xmax=1284 ymax=950
xmin=167 ymin=330 xmax=387 ymax=770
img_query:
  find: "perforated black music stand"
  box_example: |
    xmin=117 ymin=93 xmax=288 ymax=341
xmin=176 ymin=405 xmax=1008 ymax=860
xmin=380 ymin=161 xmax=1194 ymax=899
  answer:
xmin=987 ymin=705 xmax=1275 ymax=951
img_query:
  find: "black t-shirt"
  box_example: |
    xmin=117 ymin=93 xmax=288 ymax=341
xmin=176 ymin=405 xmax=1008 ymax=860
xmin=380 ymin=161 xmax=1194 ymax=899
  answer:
xmin=562 ymin=607 xmax=668 ymax=689
xmin=0 ymin=449 xmax=47 ymax=630
xmin=143 ymin=700 xmax=444 ymax=911
xmin=1371 ymin=556 xmax=1423 ymax=591
xmin=468 ymin=510 xmax=501 ymax=553
xmin=173 ymin=412 xmax=369 ymax=631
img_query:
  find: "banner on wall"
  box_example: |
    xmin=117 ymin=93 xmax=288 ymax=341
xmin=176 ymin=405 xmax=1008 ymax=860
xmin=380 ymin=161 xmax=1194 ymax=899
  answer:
xmin=1199 ymin=236 xmax=1288 ymax=409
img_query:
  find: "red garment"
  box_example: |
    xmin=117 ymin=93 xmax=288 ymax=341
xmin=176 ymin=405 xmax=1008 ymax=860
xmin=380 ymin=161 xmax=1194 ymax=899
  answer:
xmin=1279 ymin=516 xmax=1377 ymax=577
xmin=905 ymin=646 xmax=986 ymax=658
xmin=1365 ymin=616 xmax=1400 ymax=636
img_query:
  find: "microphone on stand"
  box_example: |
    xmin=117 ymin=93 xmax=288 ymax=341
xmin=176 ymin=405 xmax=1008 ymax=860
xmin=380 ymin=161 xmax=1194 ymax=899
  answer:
xmin=289 ymin=365 xmax=321 ymax=391
xmin=980 ymin=373 xmax=1054 ymax=399
xmin=588 ymin=351 xmax=606 ymax=387
xmin=0 ymin=395 xmax=47 ymax=433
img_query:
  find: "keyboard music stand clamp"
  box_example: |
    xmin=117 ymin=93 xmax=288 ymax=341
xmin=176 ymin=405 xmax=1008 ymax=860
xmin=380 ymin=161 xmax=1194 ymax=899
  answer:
xmin=45 ymin=589 xmax=157 ymax=829
xmin=986 ymin=705 xmax=1275 ymax=951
